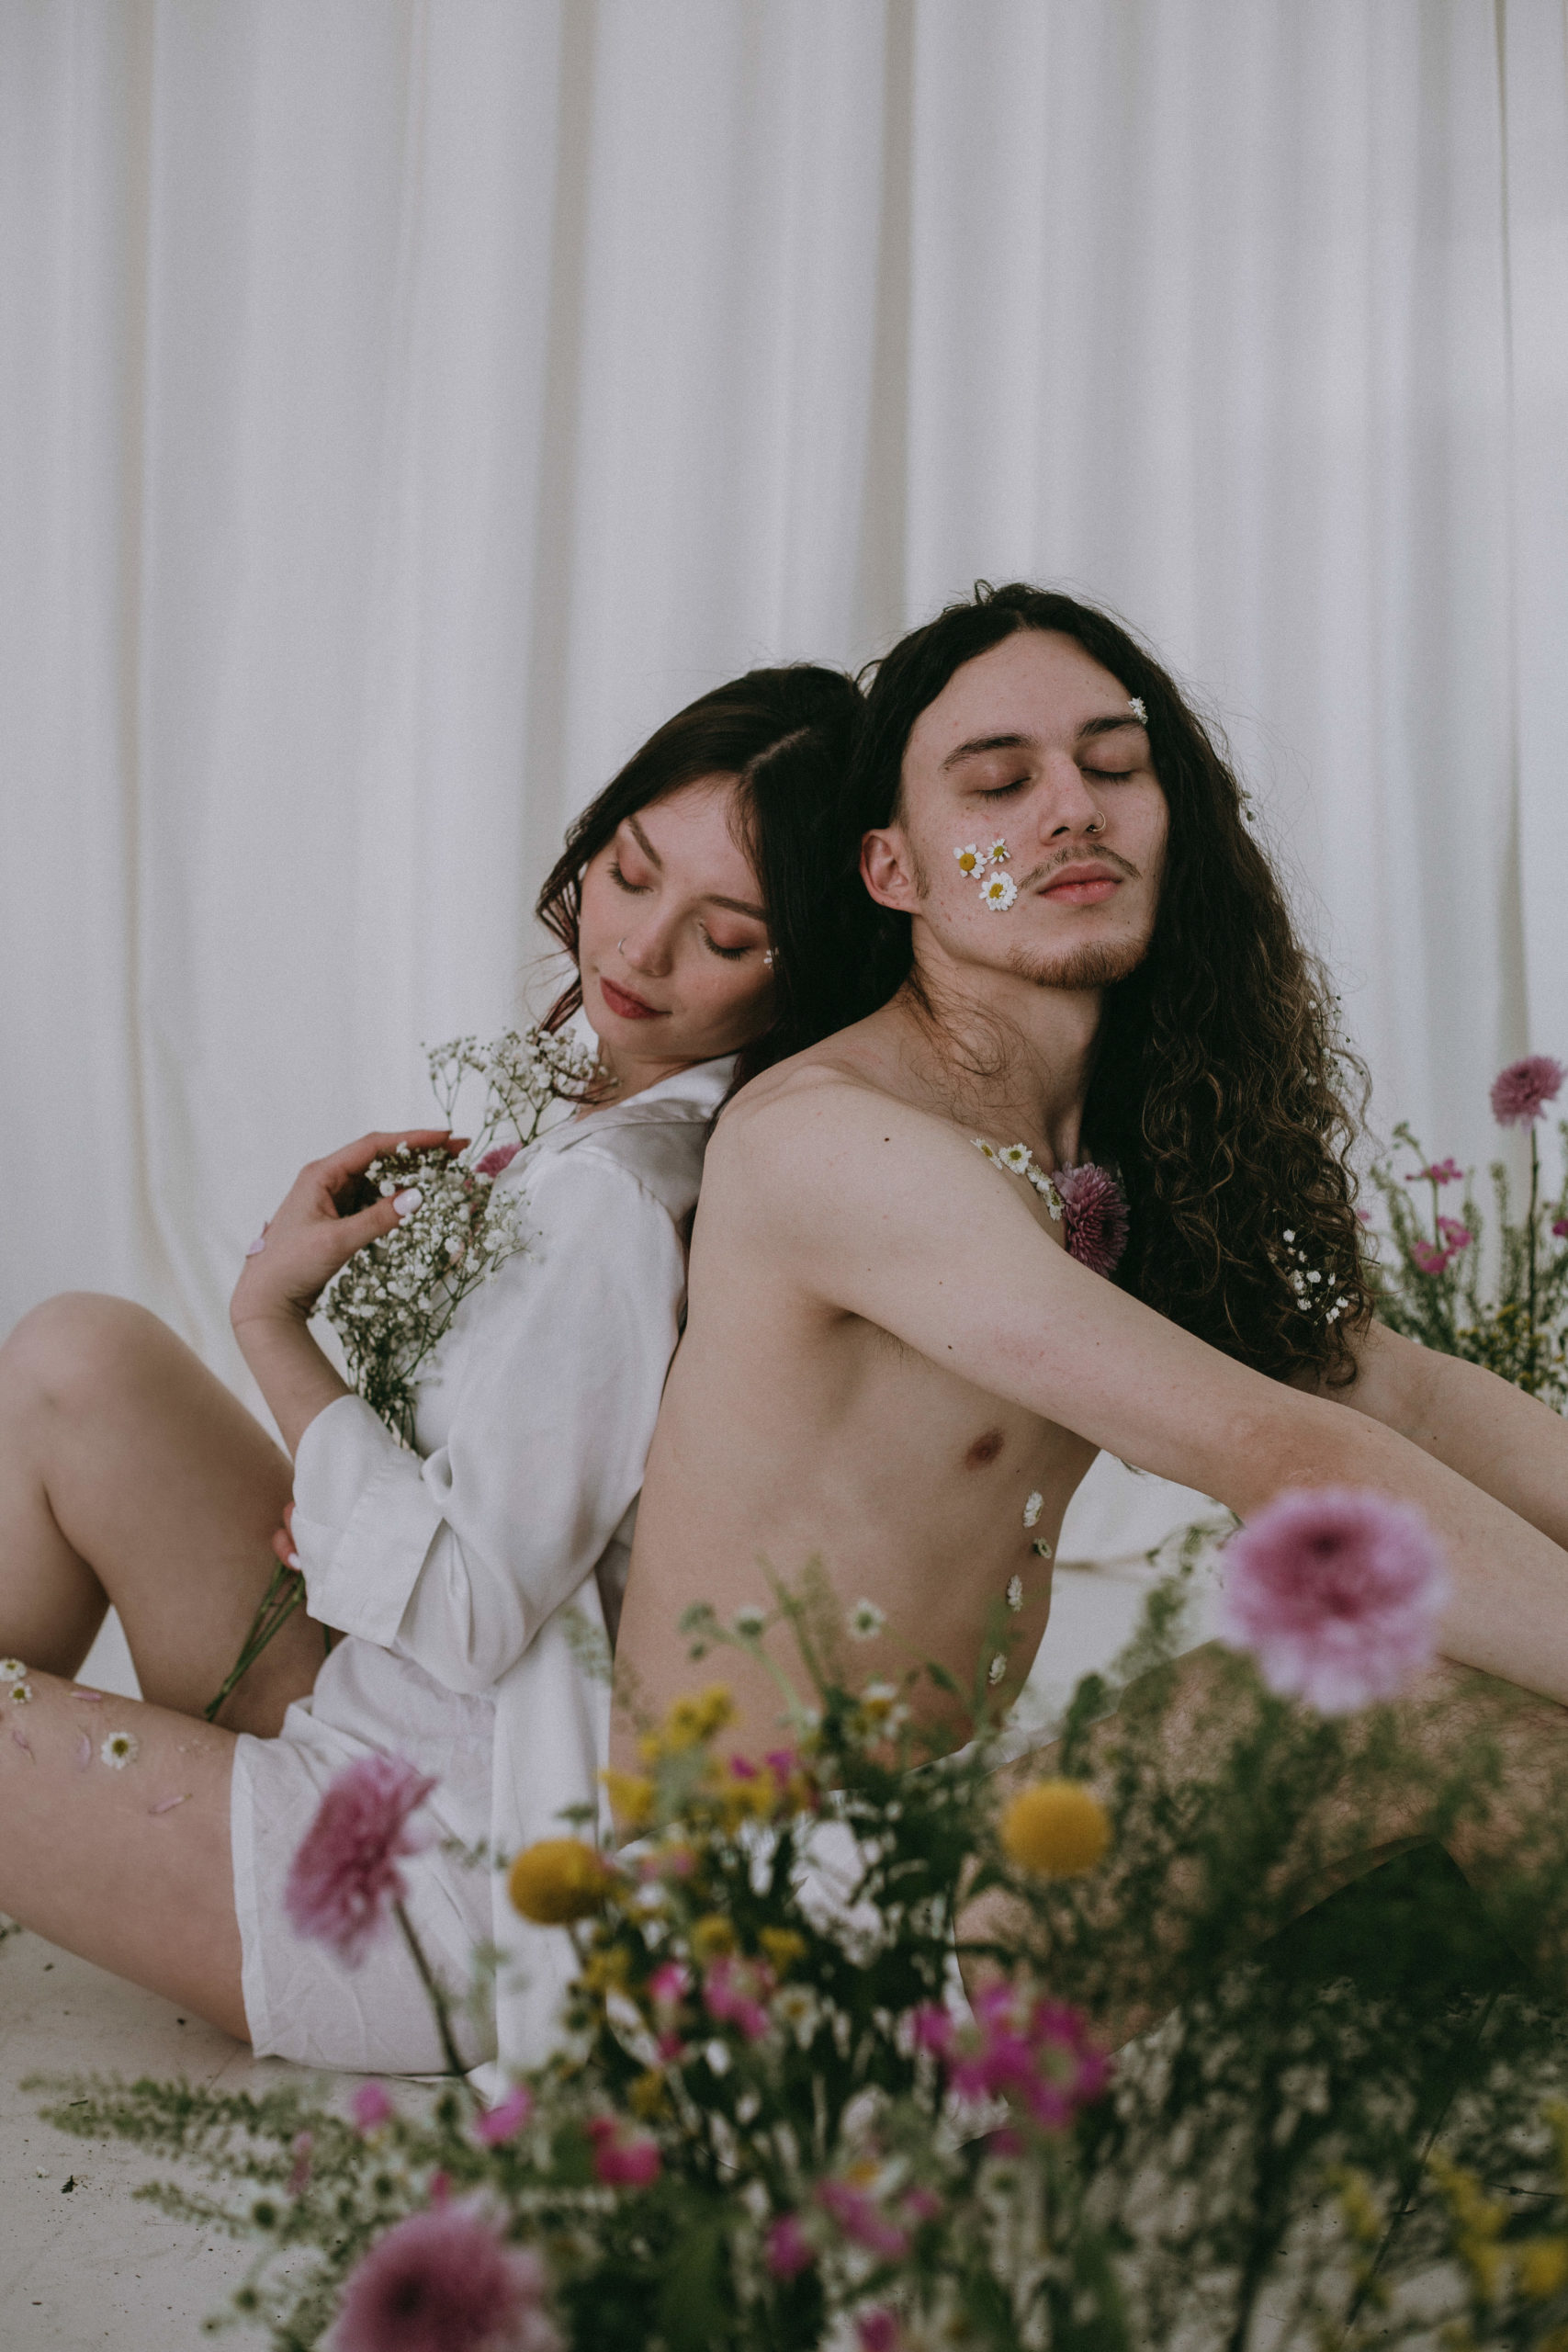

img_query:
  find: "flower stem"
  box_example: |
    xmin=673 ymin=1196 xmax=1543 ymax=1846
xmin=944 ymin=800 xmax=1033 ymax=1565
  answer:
xmin=393 ymin=1898 xmax=474 ymax=2093
xmin=203 ymin=1563 xmax=312 ymax=1724
xmin=1529 ymin=1128 xmax=1541 ymax=1395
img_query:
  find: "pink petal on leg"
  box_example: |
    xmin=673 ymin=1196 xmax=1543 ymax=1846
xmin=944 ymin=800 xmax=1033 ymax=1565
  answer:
xmin=75 ymin=1734 xmax=92 ymax=1770
xmin=149 ymin=1793 xmax=191 ymax=1816
xmin=12 ymin=1730 xmax=33 ymax=1759
xmin=70 ymin=1688 xmax=104 ymax=1702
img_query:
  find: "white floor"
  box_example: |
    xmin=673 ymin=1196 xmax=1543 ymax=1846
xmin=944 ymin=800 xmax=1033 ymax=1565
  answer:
xmin=0 ymin=1555 xmax=1175 ymax=2349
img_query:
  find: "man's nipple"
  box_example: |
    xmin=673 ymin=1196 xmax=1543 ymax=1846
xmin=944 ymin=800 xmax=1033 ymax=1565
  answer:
xmin=964 ymin=1426 xmax=1006 ymax=1470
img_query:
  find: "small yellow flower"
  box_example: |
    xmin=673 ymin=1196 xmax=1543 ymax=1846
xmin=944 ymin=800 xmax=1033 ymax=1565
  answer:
xmin=628 ymin=2069 xmax=668 ymax=2120
xmin=507 ymin=1838 xmax=611 ymax=1924
xmin=660 ymin=1685 xmax=736 ymax=1753
xmin=1517 ymin=2238 xmax=1568 ymax=2300
xmin=580 ymin=1945 xmax=630 ymax=1996
xmin=1000 ymin=1779 xmax=1111 ymax=1877
xmin=953 ymin=843 xmax=985 ymax=876
xmin=760 ymin=1928 xmax=807 ymax=1976
xmin=601 ymin=1769 xmax=656 ymax=1830
xmin=986 ymin=835 xmax=1010 ymax=865
xmin=690 ymin=1914 xmax=736 ymax=1962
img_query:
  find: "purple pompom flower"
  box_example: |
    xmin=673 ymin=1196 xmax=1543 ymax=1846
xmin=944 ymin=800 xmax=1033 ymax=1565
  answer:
xmin=764 ymin=2211 xmax=817 ymax=2279
xmin=1490 ymin=1057 xmax=1565 ymax=1127
xmin=1218 ymin=1487 xmax=1449 ymax=1714
xmin=285 ymin=1754 xmax=436 ymax=1966
xmin=473 ymin=2086 xmax=533 ymax=2147
xmin=352 ymin=2081 xmax=395 ymax=2134
xmin=475 ymin=1140 xmax=522 ymax=1178
xmin=332 ymin=2203 xmax=557 ymax=2352
xmin=1055 ymin=1163 xmax=1130 ymax=1277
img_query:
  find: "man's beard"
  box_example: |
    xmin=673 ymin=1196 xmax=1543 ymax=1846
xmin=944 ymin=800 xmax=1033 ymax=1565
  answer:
xmin=1003 ymin=930 xmax=1154 ymax=990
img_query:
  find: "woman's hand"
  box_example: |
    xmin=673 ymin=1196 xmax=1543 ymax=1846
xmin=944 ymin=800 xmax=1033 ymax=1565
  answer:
xmin=231 ymin=1129 xmax=462 ymax=1338
xmin=231 ymin=1129 xmax=465 ymax=1457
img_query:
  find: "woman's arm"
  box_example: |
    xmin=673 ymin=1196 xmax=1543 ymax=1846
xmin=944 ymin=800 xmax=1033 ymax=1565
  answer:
xmin=1325 ymin=1321 xmax=1568 ymax=1554
xmin=288 ymin=1147 xmax=689 ymax=1693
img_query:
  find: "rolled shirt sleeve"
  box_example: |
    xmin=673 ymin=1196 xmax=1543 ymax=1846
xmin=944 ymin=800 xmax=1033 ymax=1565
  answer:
xmin=289 ymin=1144 xmax=687 ymax=1694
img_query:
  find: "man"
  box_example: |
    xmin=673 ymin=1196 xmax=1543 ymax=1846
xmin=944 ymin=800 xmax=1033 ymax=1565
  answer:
xmin=617 ymin=585 xmax=1568 ymax=1801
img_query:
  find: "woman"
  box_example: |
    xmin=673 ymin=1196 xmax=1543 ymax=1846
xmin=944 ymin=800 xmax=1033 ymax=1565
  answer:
xmin=0 ymin=662 xmax=861 ymax=2075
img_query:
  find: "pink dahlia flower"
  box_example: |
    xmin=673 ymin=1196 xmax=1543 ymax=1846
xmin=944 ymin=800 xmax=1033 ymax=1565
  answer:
xmin=1404 ymin=1159 xmax=1462 ymax=1186
xmin=764 ymin=2211 xmax=816 ymax=2279
xmin=1218 ymin=1487 xmax=1449 ymax=1714
xmin=703 ymin=1954 xmax=773 ymax=2041
xmin=1554 ymin=1218 xmax=1568 ymax=1240
xmin=1410 ymin=1239 xmax=1452 ymax=1276
xmin=585 ymin=2116 xmax=661 ymax=2188
xmin=351 ymin=2081 xmax=395 ymax=2134
xmin=856 ymin=2313 xmax=901 ymax=2352
xmin=332 ymin=2204 xmax=557 ymax=2352
xmin=473 ymin=2085 xmax=533 ymax=2147
xmin=1437 ymin=1216 xmax=1472 ymax=1251
xmin=817 ymin=2178 xmax=909 ymax=2262
xmin=1491 ymin=1057 xmax=1565 ymax=1127
xmin=285 ymin=1754 xmax=435 ymax=1966
xmin=1055 ymin=1162 xmax=1129 ymax=1277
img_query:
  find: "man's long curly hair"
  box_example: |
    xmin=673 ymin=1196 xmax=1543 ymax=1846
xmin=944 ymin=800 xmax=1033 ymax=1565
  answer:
xmin=836 ymin=583 xmax=1372 ymax=1387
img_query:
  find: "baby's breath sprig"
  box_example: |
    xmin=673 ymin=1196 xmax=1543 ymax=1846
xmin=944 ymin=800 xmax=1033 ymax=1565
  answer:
xmin=321 ymin=1025 xmax=600 ymax=1448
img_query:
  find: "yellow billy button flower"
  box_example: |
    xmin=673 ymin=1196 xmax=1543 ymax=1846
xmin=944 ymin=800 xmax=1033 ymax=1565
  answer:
xmin=690 ymin=1914 xmax=737 ymax=1962
xmin=507 ymin=1838 xmax=613 ymax=1925
xmin=1000 ymin=1779 xmax=1111 ymax=1878
xmin=1518 ymin=2238 xmax=1568 ymax=2300
xmin=601 ymin=1768 xmax=656 ymax=1831
xmin=759 ymin=1927 xmax=807 ymax=1976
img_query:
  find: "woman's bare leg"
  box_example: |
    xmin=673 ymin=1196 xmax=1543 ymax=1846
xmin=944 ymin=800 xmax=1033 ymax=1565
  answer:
xmin=0 ymin=1293 xmax=324 ymax=1735
xmin=0 ymin=1667 xmax=245 ymax=2036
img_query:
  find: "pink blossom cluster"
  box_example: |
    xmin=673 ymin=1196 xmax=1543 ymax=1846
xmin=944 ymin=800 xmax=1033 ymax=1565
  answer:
xmin=585 ymin=2114 xmax=661 ymax=2188
xmin=1410 ymin=1216 xmax=1472 ymax=1277
xmin=645 ymin=1960 xmax=690 ymax=2060
xmin=1491 ymin=1056 xmax=1565 ymax=1127
xmin=702 ymin=1953 xmax=775 ymax=2041
xmin=912 ymin=1984 xmax=1109 ymax=2135
xmin=1218 ymin=1487 xmax=1449 ymax=1714
xmin=473 ymin=2085 xmax=534 ymax=2148
xmin=333 ymin=2199 xmax=558 ymax=2352
xmin=284 ymin=1753 xmax=434 ymax=1966
xmin=1055 ymin=1162 xmax=1130 ymax=1278
xmin=1404 ymin=1158 xmax=1462 ymax=1187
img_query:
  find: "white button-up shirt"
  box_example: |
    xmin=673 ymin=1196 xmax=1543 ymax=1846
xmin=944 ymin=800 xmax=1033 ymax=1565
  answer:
xmin=290 ymin=1046 xmax=735 ymax=2071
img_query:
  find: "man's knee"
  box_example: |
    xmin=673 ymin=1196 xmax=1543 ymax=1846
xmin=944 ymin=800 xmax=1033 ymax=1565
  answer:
xmin=0 ymin=1293 xmax=174 ymax=1421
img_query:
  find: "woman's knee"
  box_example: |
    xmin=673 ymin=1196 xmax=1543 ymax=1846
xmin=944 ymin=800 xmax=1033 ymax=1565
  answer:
xmin=0 ymin=1293 xmax=177 ymax=1423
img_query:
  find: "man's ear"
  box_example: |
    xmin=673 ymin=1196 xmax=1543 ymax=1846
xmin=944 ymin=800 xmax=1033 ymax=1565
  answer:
xmin=861 ymin=826 xmax=919 ymax=913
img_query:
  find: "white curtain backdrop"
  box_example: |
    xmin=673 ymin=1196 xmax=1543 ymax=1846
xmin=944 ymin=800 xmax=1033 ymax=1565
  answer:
xmin=3 ymin=1 xmax=1567 ymax=1565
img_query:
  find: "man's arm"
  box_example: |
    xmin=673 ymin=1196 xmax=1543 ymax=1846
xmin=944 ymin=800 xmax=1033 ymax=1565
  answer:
xmin=720 ymin=1078 xmax=1568 ymax=1705
xmin=1324 ymin=1320 xmax=1568 ymax=1555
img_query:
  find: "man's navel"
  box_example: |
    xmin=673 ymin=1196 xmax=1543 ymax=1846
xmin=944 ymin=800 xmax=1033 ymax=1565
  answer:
xmin=964 ymin=1426 xmax=1006 ymax=1471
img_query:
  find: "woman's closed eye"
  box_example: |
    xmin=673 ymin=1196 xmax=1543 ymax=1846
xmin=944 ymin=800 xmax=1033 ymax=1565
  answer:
xmin=608 ymin=859 xmax=652 ymax=895
xmin=1083 ymin=766 xmax=1134 ymax=785
xmin=700 ymin=927 xmax=756 ymax=961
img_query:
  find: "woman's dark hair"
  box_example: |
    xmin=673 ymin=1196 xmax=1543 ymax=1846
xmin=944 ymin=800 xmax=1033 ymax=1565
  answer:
xmin=536 ymin=664 xmax=863 ymax=1088
xmin=840 ymin=582 xmax=1372 ymax=1387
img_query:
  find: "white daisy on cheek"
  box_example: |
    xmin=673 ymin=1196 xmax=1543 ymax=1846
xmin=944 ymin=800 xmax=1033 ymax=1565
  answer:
xmin=953 ymin=843 xmax=985 ymax=877
xmin=978 ymin=872 xmax=1018 ymax=912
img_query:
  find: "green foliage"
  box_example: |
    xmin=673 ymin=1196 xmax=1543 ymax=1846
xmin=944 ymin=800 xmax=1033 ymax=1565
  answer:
xmin=1369 ymin=1119 xmax=1568 ymax=1405
xmin=40 ymin=1576 xmax=1568 ymax=2348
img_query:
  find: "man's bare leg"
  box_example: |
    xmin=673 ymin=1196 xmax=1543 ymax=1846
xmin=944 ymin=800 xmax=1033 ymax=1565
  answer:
xmin=964 ymin=1644 xmax=1568 ymax=2047
xmin=0 ymin=1293 xmax=324 ymax=1735
xmin=0 ymin=1667 xmax=245 ymax=2036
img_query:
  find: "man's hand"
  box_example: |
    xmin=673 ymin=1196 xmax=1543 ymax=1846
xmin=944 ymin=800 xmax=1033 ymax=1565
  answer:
xmin=230 ymin=1129 xmax=462 ymax=1336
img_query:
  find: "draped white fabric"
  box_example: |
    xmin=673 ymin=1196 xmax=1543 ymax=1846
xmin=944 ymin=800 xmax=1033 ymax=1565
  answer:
xmin=3 ymin=2 xmax=1566 ymax=1560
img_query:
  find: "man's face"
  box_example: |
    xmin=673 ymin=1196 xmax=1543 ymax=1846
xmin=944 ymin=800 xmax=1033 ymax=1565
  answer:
xmin=863 ymin=629 xmax=1168 ymax=991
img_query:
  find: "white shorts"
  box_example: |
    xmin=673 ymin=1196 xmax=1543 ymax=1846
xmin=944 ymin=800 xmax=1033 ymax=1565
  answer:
xmin=231 ymin=1636 xmax=499 ymax=2075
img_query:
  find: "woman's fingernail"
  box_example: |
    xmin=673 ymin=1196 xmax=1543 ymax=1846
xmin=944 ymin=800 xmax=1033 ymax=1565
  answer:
xmin=245 ymin=1233 xmax=267 ymax=1257
xmin=287 ymin=1552 xmax=301 ymax=1569
xmin=392 ymin=1187 xmax=423 ymax=1216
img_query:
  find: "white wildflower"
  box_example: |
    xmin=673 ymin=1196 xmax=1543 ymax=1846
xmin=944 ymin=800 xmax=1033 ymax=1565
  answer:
xmin=848 ymin=1599 xmax=886 ymax=1641
xmin=101 ymin=1730 xmax=139 ymax=1769
xmin=998 ymin=1144 xmax=1033 ymax=1176
xmin=732 ymin=1605 xmax=767 ymax=1640
xmin=1128 ymin=696 xmax=1147 ymax=724
xmin=1022 ymin=1490 xmax=1043 ymax=1528
xmin=1007 ymin=1576 xmax=1025 ymax=1612
xmin=1032 ymin=1538 xmax=1054 ymax=1559
xmin=773 ymin=1984 xmax=820 ymax=2047
xmin=9 ymin=1679 xmax=33 ymax=1704
xmin=986 ymin=836 xmax=1010 ymax=865
xmin=987 ymin=1653 xmax=1008 ymax=1686
xmin=953 ymin=843 xmax=985 ymax=877
xmin=0 ymin=1658 xmax=26 ymax=1680
xmin=978 ymin=872 xmax=1018 ymax=912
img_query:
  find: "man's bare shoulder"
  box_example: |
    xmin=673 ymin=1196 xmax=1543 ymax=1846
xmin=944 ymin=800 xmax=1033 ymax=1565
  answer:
xmin=714 ymin=1022 xmax=949 ymax=1170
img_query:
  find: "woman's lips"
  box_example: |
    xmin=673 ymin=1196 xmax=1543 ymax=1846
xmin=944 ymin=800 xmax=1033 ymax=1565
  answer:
xmin=599 ymin=974 xmax=665 ymax=1021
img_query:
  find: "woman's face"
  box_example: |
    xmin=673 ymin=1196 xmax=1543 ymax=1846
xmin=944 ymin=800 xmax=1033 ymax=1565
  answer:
xmin=576 ymin=776 xmax=776 ymax=1079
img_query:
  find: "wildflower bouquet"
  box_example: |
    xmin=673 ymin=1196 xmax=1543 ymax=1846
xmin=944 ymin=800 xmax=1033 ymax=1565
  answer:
xmin=1369 ymin=1054 xmax=1568 ymax=1403
xmin=321 ymin=1026 xmax=601 ymax=1446
xmin=45 ymin=1498 xmax=1568 ymax=2349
